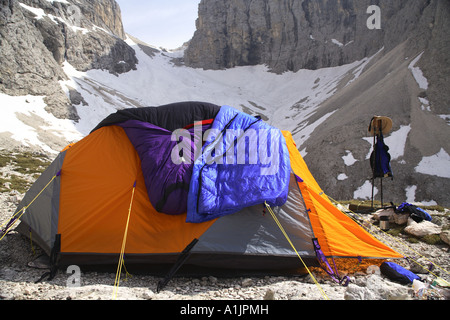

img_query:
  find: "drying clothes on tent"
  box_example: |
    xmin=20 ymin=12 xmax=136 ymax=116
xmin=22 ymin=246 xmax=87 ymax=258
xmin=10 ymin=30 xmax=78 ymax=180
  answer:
xmin=187 ymin=105 xmax=291 ymax=223
xmin=96 ymin=103 xmax=291 ymax=219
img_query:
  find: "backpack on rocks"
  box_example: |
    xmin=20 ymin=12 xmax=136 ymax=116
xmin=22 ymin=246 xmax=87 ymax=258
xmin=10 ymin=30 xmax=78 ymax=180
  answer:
xmin=395 ymin=202 xmax=432 ymax=223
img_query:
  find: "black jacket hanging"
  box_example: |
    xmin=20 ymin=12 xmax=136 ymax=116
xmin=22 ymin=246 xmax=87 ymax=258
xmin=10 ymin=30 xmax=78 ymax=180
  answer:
xmin=370 ymin=133 xmax=393 ymax=179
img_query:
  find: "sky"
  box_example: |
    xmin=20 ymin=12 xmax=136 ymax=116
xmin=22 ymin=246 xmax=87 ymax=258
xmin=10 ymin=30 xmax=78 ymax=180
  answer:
xmin=115 ymin=0 xmax=201 ymax=50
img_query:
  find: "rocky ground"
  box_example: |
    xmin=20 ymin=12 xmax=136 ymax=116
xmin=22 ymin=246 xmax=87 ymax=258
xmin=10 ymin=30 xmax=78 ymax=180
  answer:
xmin=0 ymin=150 xmax=449 ymax=302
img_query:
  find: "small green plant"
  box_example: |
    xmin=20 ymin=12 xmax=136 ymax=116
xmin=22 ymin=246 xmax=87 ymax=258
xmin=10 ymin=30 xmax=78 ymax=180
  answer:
xmin=4 ymin=175 xmax=31 ymax=194
xmin=421 ymin=234 xmax=442 ymax=245
xmin=10 ymin=152 xmax=51 ymax=174
xmin=0 ymin=150 xmax=51 ymax=194
xmin=406 ymin=237 xmax=420 ymax=244
xmin=386 ymin=226 xmax=404 ymax=237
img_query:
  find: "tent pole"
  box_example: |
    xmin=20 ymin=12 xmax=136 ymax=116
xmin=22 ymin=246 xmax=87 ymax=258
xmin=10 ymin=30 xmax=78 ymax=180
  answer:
xmin=157 ymin=238 xmax=199 ymax=292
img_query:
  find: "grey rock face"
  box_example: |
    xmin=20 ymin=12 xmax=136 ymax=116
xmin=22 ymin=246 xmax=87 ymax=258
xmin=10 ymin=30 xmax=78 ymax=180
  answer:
xmin=0 ymin=0 xmax=138 ymax=120
xmin=185 ymin=0 xmax=437 ymax=73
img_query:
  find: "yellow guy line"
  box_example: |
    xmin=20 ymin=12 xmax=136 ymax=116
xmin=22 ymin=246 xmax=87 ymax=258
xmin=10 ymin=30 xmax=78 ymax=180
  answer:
xmin=264 ymin=202 xmax=329 ymax=300
xmin=113 ymin=181 xmax=137 ymax=300
xmin=0 ymin=175 xmax=58 ymax=241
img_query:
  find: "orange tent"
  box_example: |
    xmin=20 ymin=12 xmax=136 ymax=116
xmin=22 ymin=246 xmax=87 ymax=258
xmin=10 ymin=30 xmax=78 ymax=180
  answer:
xmin=11 ymin=102 xmax=402 ymax=285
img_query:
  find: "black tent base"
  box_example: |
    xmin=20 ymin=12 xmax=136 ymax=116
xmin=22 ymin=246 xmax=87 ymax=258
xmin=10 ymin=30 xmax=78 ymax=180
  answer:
xmin=55 ymin=252 xmax=315 ymax=278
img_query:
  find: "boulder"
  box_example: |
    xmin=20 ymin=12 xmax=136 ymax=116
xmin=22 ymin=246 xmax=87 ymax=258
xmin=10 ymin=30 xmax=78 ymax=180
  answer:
xmin=440 ymin=230 xmax=450 ymax=246
xmin=404 ymin=218 xmax=442 ymax=238
xmin=408 ymin=258 xmax=434 ymax=274
xmin=373 ymin=208 xmax=395 ymax=221
xmin=344 ymin=274 xmax=411 ymax=300
xmin=393 ymin=213 xmax=410 ymax=225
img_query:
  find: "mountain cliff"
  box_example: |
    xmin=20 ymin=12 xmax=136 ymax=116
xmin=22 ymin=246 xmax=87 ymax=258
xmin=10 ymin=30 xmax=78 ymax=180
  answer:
xmin=0 ymin=0 xmax=137 ymax=121
xmin=185 ymin=0 xmax=438 ymax=71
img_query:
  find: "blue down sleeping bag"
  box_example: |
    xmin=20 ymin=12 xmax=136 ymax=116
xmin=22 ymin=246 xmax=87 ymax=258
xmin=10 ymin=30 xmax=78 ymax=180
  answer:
xmin=187 ymin=106 xmax=291 ymax=223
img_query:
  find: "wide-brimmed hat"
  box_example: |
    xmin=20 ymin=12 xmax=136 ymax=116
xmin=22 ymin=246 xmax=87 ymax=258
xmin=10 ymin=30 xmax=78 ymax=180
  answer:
xmin=368 ymin=116 xmax=393 ymax=135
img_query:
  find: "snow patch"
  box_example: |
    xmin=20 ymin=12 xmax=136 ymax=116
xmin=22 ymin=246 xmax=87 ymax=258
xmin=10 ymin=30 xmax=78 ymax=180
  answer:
xmin=405 ymin=185 xmax=417 ymax=203
xmin=343 ymin=150 xmax=357 ymax=166
xmin=354 ymin=180 xmax=377 ymax=200
xmin=408 ymin=52 xmax=428 ymax=90
xmin=415 ymin=148 xmax=450 ymax=178
xmin=405 ymin=186 xmax=438 ymax=206
xmin=19 ymin=3 xmax=47 ymax=19
xmin=44 ymin=0 xmax=70 ymax=3
xmin=385 ymin=125 xmax=411 ymax=160
xmin=418 ymin=200 xmax=438 ymax=206
xmin=331 ymin=39 xmax=344 ymax=47
xmin=419 ymin=97 xmax=431 ymax=112
xmin=0 ymin=93 xmax=83 ymax=153
xmin=438 ymin=114 xmax=450 ymax=125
